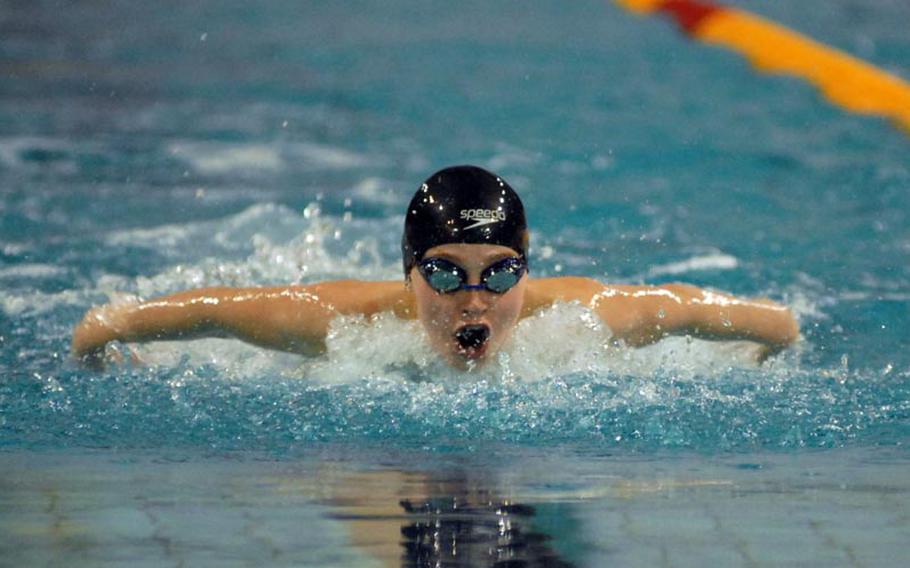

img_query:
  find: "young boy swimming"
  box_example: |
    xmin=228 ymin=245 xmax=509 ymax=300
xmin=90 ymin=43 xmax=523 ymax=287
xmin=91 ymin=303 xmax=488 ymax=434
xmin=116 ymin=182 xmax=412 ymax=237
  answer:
xmin=72 ymin=165 xmax=799 ymax=369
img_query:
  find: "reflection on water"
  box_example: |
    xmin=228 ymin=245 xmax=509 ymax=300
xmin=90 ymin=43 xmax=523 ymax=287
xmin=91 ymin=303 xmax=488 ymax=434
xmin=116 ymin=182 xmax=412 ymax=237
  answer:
xmin=398 ymin=492 xmax=572 ymax=567
xmin=324 ymin=468 xmax=576 ymax=567
xmin=2 ymin=448 xmax=909 ymax=566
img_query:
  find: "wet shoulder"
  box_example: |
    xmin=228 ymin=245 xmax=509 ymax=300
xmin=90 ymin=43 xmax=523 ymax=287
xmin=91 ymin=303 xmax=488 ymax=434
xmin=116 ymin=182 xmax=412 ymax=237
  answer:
xmin=298 ymin=280 xmax=415 ymax=319
xmin=524 ymin=276 xmax=604 ymax=313
xmin=524 ymin=278 xmax=666 ymax=314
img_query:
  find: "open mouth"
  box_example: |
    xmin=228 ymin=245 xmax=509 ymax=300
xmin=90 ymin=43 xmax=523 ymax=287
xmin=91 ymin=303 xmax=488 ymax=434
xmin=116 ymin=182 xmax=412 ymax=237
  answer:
xmin=454 ymin=324 xmax=491 ymax=358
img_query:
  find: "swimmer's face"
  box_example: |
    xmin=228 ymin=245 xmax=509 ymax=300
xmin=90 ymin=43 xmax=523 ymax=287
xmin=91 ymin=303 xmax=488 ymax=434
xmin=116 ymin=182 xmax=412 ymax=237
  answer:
xmin=409 ymin=243 xmax=527 ymax=369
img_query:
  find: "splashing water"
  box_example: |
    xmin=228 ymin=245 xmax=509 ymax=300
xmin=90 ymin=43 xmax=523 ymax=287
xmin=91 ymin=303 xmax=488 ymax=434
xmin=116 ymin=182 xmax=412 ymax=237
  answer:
xmin=3 ymin=202 xmax=906 ymax=455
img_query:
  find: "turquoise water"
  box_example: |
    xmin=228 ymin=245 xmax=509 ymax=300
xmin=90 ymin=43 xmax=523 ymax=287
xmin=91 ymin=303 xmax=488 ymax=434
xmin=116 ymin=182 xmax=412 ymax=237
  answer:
xmin=2 ymin=0 xmax=909 ymax=565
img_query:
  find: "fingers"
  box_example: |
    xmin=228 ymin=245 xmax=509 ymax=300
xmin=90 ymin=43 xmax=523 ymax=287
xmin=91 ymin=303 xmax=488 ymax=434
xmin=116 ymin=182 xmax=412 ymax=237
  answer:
xmin=72 ymin=342 xmax=144 ymax=370
xmin=76 ymin=347 xmax=108 ymax=371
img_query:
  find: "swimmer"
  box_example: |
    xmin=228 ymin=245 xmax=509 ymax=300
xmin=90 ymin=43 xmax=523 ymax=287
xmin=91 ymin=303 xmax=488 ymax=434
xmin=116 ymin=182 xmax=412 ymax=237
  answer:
xmin=72 ymin=165 xmax=799 ymax=369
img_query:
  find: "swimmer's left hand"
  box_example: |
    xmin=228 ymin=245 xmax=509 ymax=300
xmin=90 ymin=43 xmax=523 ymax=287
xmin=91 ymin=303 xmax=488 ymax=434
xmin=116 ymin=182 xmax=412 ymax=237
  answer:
xmin=754 ymin=311 xmax=800 ymax=364
xmin=71 ymin=301 xmax=140 ymax=368
xmin=75 ymin=342 xmax=144 ymax=370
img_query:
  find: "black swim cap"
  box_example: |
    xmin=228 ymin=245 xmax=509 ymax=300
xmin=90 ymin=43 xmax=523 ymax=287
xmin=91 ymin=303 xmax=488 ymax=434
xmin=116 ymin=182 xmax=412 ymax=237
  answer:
xmin=402 ymin=165 xmax=528 ymax=278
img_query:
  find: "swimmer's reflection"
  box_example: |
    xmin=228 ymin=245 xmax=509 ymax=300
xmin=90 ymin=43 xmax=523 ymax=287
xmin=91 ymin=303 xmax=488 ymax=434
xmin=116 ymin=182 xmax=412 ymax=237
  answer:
xmin=398 ymin=495 xmax=573 ymax=567
xmin=322 ymin=469 xmax=574 ymax=567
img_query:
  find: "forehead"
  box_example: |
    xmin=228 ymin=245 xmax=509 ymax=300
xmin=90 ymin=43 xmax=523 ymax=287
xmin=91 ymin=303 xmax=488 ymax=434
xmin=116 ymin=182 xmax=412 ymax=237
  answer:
xmin=423 ymin=243 xmax=519 ymax=263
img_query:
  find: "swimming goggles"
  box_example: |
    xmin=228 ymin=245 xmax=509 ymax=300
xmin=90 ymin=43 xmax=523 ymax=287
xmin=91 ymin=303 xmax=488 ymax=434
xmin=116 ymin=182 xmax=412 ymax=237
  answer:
xmin=417 ymin=256 xmax=527 ymax=294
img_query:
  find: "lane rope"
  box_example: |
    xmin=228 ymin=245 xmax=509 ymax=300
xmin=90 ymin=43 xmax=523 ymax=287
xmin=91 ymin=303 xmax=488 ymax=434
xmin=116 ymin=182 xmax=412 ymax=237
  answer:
xmin=615 ymin=0 xmax=910 ymax=135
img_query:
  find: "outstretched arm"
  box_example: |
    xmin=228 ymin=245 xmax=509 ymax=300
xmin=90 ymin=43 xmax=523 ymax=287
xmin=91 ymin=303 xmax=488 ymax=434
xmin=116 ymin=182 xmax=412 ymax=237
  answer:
xmin=71 ymin=281 xmax=412 ymax=363
xmin=594 ymin=282 xmax=799 ymax=357
xmin=528 ymin=278 xmax=799 ymax=359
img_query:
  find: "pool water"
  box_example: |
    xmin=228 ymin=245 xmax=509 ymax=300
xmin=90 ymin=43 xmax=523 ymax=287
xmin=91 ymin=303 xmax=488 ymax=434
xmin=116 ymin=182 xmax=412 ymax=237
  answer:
xmin=1 ymin=0 xmax=909 ymax=565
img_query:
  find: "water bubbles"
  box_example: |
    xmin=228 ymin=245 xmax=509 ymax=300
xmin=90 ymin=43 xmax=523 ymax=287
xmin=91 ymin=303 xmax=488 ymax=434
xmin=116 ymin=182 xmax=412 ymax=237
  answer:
xmin=12 ymin=341 xmax=907 ymax=451
xmin=303 ymin=202 xmax=321 ymax=219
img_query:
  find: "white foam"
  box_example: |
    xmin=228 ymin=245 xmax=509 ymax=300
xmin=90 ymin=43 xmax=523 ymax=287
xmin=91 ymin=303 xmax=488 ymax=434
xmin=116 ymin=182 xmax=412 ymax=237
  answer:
xmin=786 ymin=289 xmax=824 ymax=321
xmin=168 ymin=140 xmax=373 ymax=175
xmin=106 ymin=203 xmax=399 ymax=299
xmin=230 ymin=302 xmax=766 ymax=385
xmin=350 ymin=176 xmax=400 ymax=205
xmin=169 ymin=141 xmax=283 ymax=174
xmin=502 ymin=302 xmax=614 ymax=381
xmin=1 ymin=289 xmax=85 ymax=317
xmin=647 ymin=253 xmax=739 ymax=277
xmin=134 ymin=337 xmax=305 ymax=379
xmin=302 ymin=313 xmax=439 ymax=383
xmin=291 ymin=141 xmax=373 ymax=169
xmin=487 ymin=144 xmax=538 ymax=171
xmin=107 ymin=219 xmax=197 ymax=248
xmin=2 ymin=243 xmax=29 ymax=256
xmin=107 ymin=203 xmax=300 ymax=251
xmin=0 ymin=263 xmax=66 ymax=279
xmin=503 ymin=302 xmax=762 ymax=381
xmin=838 ymin=291 xmax=910 ymax=302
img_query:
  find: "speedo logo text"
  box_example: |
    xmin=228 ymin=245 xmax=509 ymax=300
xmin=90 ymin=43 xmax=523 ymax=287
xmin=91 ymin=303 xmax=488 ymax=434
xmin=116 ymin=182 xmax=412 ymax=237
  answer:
xmin=460 ymin=208 xmax=506 ymax=230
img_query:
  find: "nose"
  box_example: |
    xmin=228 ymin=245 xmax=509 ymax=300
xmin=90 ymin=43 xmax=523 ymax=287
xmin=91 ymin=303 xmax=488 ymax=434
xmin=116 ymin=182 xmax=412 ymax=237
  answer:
xmin=460 ymin=289 xmax=491 ymax=319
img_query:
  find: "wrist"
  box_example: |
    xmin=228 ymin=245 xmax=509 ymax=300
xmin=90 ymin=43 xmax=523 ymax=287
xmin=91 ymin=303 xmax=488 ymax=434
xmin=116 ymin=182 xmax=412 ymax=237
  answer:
xmin=71 ymin=301 xmax=137 ymax=356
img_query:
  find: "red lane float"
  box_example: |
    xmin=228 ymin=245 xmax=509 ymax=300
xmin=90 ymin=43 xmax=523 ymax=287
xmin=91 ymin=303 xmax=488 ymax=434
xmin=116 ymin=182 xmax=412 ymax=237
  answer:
xmin=615 ymin=0 xmax=910 ymax=135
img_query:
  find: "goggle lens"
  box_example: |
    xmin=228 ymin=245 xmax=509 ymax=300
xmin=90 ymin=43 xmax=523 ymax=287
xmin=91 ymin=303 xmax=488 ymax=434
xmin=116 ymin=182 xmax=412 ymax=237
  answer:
xmin=426 ymin=268 xmax=463 ymax=293
xmin=483 ymin=262 xmax=522 ymax=293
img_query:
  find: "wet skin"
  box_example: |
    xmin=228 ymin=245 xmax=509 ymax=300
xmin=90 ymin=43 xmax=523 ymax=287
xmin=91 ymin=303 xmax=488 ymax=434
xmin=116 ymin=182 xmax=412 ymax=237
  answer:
xmin=71 ymin=248 xmax=799 ymax=367
xmin=408 ymin=244 xmax=527 ymax=369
